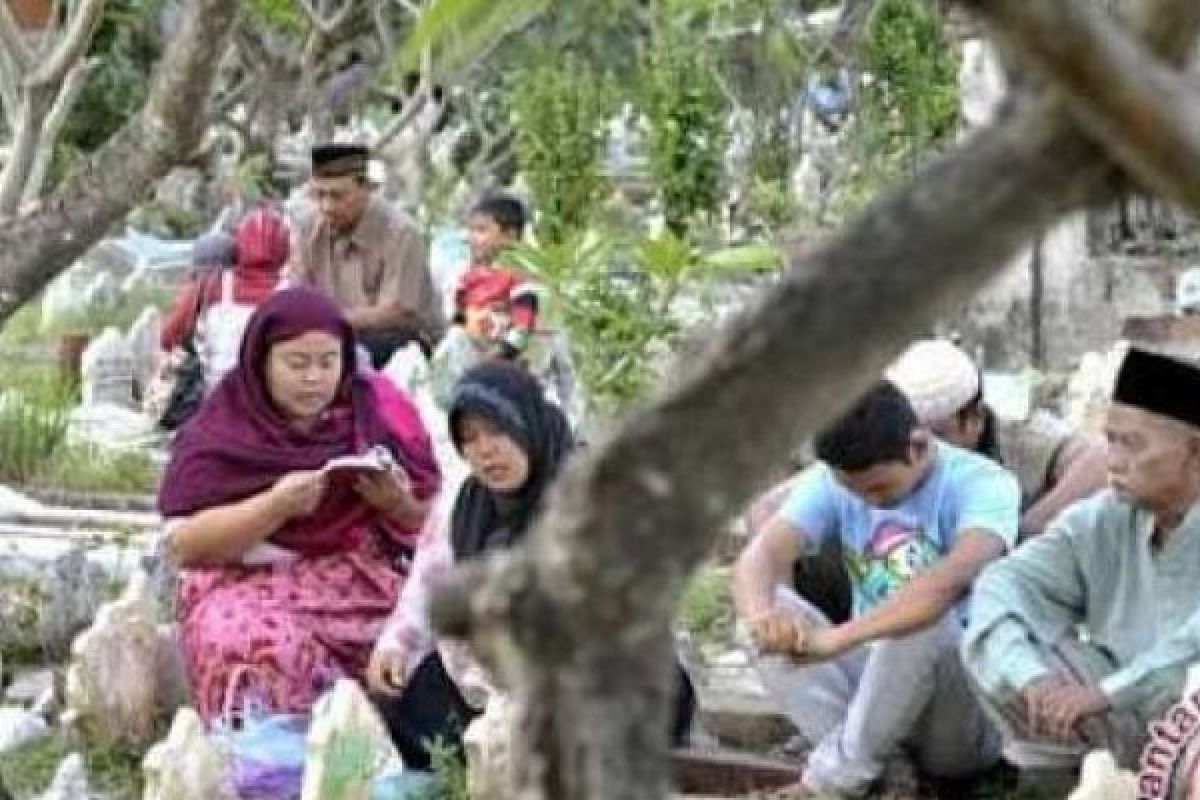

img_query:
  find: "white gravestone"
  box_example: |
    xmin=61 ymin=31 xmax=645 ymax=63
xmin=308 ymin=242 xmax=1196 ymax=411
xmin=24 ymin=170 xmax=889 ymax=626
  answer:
xmin=81 ymin=327 xmax=136 ymax=408
xmin=127 ymin=308 xmax=162 ymax=397
xmin=960 ymin=39 xmax=1008 ymax=130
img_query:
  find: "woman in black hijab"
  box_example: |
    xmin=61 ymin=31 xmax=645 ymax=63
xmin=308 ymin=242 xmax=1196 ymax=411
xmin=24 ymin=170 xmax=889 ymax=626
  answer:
xmin=375 ymin=362 xmax=694 ymax=768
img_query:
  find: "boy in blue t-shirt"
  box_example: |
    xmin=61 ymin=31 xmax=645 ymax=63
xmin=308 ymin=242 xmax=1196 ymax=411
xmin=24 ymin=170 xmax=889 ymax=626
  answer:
xmin=732 ymin=381 xmax=1019 ymax=797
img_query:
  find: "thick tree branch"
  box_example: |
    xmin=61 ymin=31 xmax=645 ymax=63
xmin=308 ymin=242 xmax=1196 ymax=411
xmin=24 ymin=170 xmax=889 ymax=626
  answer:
xmin=33 ymin=0 xmax=107 ymax=88
xmin=958 ymin=0 xmax=1200 ymax=217
xmin=0 ymin=0 xmax=240 ymax=323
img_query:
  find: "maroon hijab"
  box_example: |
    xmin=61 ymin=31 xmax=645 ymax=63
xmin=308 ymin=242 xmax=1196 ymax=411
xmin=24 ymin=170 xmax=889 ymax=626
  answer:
xmin=159 ymin=287 xmax=429 ymax=556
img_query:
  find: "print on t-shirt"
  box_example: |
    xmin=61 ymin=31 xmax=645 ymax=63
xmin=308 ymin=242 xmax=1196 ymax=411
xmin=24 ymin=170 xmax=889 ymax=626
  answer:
xmin=845 ymin=511 xmax=942 ymax=612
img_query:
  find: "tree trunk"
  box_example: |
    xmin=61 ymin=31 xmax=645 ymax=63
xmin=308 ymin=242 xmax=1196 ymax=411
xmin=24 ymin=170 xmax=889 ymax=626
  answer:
xmin=431 ymin=1 xmax=1200 ymax=798
xmin=0 ymin=0 xmax=240 ymax=327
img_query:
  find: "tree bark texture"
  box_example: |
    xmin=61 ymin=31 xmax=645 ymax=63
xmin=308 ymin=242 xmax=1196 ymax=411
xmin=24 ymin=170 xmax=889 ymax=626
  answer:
xmin=431 ymin=1 xmax=1200 ymax=798
xmin=0 ymin=0 xmax=240 ymax=326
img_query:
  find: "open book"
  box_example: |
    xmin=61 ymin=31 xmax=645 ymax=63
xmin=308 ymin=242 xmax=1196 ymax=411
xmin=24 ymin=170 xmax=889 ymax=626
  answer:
xmin=320 ymin=445 xmax=394 ymax=477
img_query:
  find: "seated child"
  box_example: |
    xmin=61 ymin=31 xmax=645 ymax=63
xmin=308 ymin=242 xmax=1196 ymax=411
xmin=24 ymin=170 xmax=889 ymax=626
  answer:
xmin=435 ymin=192 xmax=585 ymax=429
xmin=429 ymin=269 xmax=515 ymax=408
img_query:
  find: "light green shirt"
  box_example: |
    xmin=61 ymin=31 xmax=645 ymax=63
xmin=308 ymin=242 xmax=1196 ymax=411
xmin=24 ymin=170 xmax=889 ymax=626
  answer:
xmin=964 ymin=491 xmax=1200 ymax=711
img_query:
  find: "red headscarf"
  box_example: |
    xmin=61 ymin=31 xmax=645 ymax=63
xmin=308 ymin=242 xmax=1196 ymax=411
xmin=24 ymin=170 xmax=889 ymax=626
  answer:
xmin=158 ymin=287 xmax=440 ymax=556
xmin=233 ymin=207 xmax=289 ymax=294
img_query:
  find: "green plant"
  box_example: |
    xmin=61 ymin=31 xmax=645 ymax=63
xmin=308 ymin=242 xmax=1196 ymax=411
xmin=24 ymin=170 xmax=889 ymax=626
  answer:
xmin=317 ymin=729 xmax=388 ymax=800
xmin=640 ymin=20 xmax=730 ymax=238
xmin=678 ymin=565 xmax=735 ymax=650
xmin=0 ymin=380 xmax=73 ymax=486
xmin=419 ymin=737 xmax=470 ymax=800
xmin=33 ymin=446 xmax=161 ymax=495
xmin=246 ymin=0 xmax=308 ymax=34
xmin=398 ymin=0 xmax=552 ymax=76
xmin=860 ymin=0 xmax=960 ymax=162
xmin=57 ymin=0 xmax=167 ymax=166
xmin=512 ymin=62 xmax=613 ymax=244
xmin=0 ymin=358 xmax=160 ymax=494
xmin=508 ymin=231 xmax=780 ymax=414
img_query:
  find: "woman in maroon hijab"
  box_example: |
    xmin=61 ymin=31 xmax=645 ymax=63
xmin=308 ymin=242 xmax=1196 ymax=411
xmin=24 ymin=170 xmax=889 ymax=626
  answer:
xmin=159 ymin=287 xmax=441 ymax=725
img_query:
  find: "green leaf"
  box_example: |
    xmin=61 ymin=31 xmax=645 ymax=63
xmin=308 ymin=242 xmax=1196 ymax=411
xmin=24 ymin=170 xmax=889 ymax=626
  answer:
xmin=702 ymin=244 xmax=784 ymax=274
xmin=398 ymin=0 xmax=552 ymax=74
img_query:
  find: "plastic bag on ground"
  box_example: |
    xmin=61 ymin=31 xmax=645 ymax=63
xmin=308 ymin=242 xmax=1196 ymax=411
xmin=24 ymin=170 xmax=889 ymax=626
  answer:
xmin=301 ymin=679 xmax=403 ymax=800
xmin=142 ymin=707 xmax=236 ymax=800
xmin=220 ymin=714 xmax=308 ymax=800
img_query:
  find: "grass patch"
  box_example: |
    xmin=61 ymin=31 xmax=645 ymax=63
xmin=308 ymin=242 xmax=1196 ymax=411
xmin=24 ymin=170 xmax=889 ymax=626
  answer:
xmin=0 ymin=728 xmax=144 ymax=799
xmin=678 ymin=564 xmax=736 ymax=653
xmin=418 ymin=738 xmax=470 ymax=800
xmin=0 ymin=363 xmax=160 ymax=495
xmin=31 ymin=446 xmax=161 ymax=495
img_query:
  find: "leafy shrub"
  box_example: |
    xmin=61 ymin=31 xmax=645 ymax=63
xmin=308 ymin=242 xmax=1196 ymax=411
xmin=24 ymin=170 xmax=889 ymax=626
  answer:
xmin=513 ymin=62 xmax=613 ymax=244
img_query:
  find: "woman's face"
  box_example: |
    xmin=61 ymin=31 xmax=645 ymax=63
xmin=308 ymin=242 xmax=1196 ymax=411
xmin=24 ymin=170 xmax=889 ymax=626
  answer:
xmin=459 ymin=413 xmax=531 ymax=492
xmin=265 ymin=331 xmax=343 ymax=425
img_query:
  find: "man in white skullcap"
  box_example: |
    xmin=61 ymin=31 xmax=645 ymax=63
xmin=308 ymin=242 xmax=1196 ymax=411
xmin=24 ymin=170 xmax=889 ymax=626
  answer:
xmin=887 ymin=339 xmax=1106 ymax=537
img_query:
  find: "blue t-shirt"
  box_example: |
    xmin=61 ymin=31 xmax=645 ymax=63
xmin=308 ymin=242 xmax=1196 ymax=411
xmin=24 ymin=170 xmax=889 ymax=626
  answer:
xmin=783 ymin=442 xmax=1020 ymax=617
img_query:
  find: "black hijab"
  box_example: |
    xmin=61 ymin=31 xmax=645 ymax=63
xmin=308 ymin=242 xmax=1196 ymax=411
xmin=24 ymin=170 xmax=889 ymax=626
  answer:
xmin=448 ymin=362 xmax=573 ymax=561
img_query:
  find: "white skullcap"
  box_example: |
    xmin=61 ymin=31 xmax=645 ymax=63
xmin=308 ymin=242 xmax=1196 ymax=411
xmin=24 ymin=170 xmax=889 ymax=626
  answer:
xmin=885 ymin=339 xmax=981 ymax=424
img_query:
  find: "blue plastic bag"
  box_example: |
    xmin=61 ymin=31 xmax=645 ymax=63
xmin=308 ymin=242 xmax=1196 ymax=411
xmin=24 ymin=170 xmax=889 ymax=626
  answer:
xmin=217 ymin=713 xmax=432 ymax=800
xmin=219 ymin=714 xmax=309 ymax=800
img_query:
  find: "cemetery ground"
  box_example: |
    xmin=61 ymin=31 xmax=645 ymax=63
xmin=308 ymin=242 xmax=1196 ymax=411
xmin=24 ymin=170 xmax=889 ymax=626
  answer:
xmin=0 ymin=291 xmax=166 ymax=500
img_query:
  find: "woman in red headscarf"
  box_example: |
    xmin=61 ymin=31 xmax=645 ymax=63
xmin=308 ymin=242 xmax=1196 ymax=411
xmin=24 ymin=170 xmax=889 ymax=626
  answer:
xmin=159 ymin=287 xmax=441 ymax=725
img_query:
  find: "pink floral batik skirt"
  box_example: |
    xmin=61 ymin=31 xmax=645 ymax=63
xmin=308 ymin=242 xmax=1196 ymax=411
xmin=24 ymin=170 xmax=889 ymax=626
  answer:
xmin=179 ymin=538 xmax=403 ymax=725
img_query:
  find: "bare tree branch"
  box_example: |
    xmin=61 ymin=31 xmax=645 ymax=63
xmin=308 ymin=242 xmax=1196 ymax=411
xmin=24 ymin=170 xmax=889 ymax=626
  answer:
xmin=373 ymin=0 xmax=396 ymax=53
xmin=36 ymin=0 xmax=67 ymax=60
xmin=32 ymin=0 xmax=106 ymax=87
xmin=393 ymin=0 xmax=422 ymax=19
xmin=21 ymin=56 xmax=97 ymax=205
xmin=0 ymin=86 xmax=54 ymax=212
xmin=0 ymin=43 xmax=22 ymax=126
xmin=958 ymin=0 xmax=1200 ymax=216
xmin=210 ymin=75 xmax=252 ymax=120
xmin=373 ymin=49 xmax=432 ymax=151
xmin=0 ymin=1 xmax=33 ymax=73
xmin=827 ymin=0 xmax=877 ymax=66
xmin=296 ymin=0 xmax=356 ymax=35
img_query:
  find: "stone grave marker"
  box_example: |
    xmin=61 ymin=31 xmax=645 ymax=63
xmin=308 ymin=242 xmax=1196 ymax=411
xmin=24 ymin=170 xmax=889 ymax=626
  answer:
xmin=127 ymin=307 xmax=162 ymax=397
xmin=80 ymin=327 xmax=135 ymax=408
